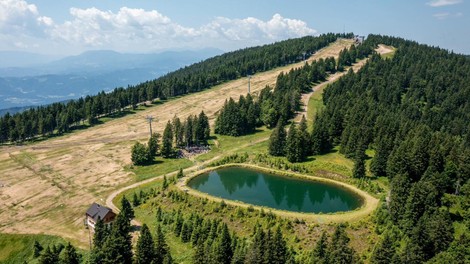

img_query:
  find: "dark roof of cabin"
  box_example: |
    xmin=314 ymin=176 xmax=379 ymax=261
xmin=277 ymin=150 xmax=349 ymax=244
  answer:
xmin=86 ymin=203 xmax=115 ymax=222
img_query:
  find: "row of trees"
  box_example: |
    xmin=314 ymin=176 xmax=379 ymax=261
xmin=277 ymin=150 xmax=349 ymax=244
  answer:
xmin=131 ymin=111 xmax=210 ymax=164
xmin=33 ymin=241 xmax=80 ymax=264
xmin=0 ymin=33 xmax=350 ymax=144
xmin=214 ymin=94 xmax=260 ymax=136
xmin=310 ymin=35 xmax=470 ymax=262
xmin=268 ymin=117 xmax=310 ymax=163
xmin=309 ymin=225 xmax=359 ymax=263
xmin=212 ymin=40 xmax=374 ymax=138
xmin=161 ymin=111 xmax=210 ymax=158
xmin=155 ymin=205 xmax=295 ymax=264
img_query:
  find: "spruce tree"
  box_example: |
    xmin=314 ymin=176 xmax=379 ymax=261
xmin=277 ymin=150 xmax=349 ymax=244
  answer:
xmin=193 ymin=238 xmax=206 ymax=264
xmin=286 ymin=123 xmax=303 ymax=162
xmin=268 ymin=120 xmax=287 ymax=156
xmin=328 ymin=225 xmax=356 ymax=264
xmin=148 ymin=132 xmax=160 ymax=160
xmin=161 ymin=121 xmax=174 ymax=158
xmin=184 ymin=115 xmax=194 ymax=147
xmin=177 ymin=168 xmax=184 ymax=179
xmin=59 ymin=243 xmax=80 ymax=264
xmin=155 ymin=224 xmax=172 ymax=264
xmin=90 ymin=217 xmax=108 ymax=262
xmin=120 ymin=195 xmax=134 ymax=222
xmin=172 ymin=116 xmax=183 ymax=147
xmin=310 ymin=231 xmax=328 ymax=264
xmin=272 ymin=226 xmax=287 ymax=264
xmin=298 ymin=115 xmax=311 ymax=157
xmin=33 ymin=240 xmax=43 ymax=258
xmin=132 ymin=192 xmax=140 ymax=207
xmin=101 ymin=213 xmax=133 ymax=264
xmin=39 ymin=246 xmax=59 ymax=264
xmin=196 ymin=111 xmax=210 ymax=143
xmin=131 ymin=142 xmax=150 ymax=165
xmin=214 ymin=223 xmax=232 ymax=264
xmin=371 ymin=232 xmax=395 ymax=264
xmin=352 ymin=147 xmax=366 ymax=178
xmin=135 ymin=224 xmax=156 ymax=264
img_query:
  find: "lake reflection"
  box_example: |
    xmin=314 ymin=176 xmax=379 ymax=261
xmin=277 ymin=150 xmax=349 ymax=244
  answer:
xmin=188 ymin=167 xmax=363 ymax=213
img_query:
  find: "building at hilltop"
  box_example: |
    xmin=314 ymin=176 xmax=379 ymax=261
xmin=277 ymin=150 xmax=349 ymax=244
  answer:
xmin=355 ymin=35 xmax=365 ymax=44
xmin=85 ymin=203 xmax=116 ymax=231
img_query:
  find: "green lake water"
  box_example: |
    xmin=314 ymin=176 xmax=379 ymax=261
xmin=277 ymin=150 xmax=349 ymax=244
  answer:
xmin=188 ymin=167 xmax=363 ymax=213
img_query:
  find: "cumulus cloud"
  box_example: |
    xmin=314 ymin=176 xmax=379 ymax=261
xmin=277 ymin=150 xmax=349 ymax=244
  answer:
xmin=0 ymin=0 xmax=53 ymax=36
xmin=0 ymin=1 xmax=316 ymax=53
xmin=427 ymin=0 xmax=463 ymax=7
xmin=433 ymin=12 xmax=450 ymax=19
xmin=433 ymin=12 xmax=464 ymax=19
xmin=49 ymin=8 xmax=315 ymax=51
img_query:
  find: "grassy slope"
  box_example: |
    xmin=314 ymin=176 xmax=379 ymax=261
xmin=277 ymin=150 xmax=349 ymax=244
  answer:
xmin=0 ymin=233 xmax=88 ymax=264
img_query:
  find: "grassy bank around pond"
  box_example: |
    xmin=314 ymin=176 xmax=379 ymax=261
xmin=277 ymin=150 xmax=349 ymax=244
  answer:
xmin=180 ymin=163 xmax=379 ymax=223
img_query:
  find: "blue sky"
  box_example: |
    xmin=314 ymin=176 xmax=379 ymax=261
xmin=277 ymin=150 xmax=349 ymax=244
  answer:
xmin=1 ymin=0 xmax=469 ymax=55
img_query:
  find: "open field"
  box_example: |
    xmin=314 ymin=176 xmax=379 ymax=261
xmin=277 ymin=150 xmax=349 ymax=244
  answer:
xmin=0 ymin=39 xmax=355 ymax=247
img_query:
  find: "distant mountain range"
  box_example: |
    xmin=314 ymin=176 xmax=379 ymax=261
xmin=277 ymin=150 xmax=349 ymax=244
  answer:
xmin=0 ymin=48 xmax=222 ymax=113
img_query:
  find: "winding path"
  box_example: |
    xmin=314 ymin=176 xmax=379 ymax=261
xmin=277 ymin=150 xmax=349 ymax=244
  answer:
xmin=106 ymin=44 xmax=395 ymax=229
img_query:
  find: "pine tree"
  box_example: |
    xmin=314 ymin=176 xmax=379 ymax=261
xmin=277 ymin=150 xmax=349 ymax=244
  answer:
xmin=101 ymin=213 xmax=133 ymax=264
xmin=33 ymin=240 xmax=43 ymax=258
xmin=298 ymin=115 xmax=311 ymax=157
xmin=213 ymin=223 xmax=232 ymax=264
xmin=120 ymin=196 xmax=134 ymax=222
xmin=162 ymin=175 xmax=168 ymax=190
xmin=177 ymin=168 xmax=184 ymax=179
xmin=148 ymin=132 xmax=160 ymax=160
xmin=328 ymin=225 xmax=356 ymax=264
xmin=59 ymin=243 xmax=80 ymax=264
xmin=90 ymin=217 xmax=107 ymax=263
xmin=155 ymin=224 xmax=172 ymax=264
xmin=132 ymin=192 xmax=140 ymax=207
xmin=196 ymin=111 xmax=210 ymax=144
xmin=310 ymin=231 xmax=328 ymax=264
xmin=184 ymin=115 xmax=194 ymax=147
xmin=193 ymin=238 xmax=206 ymax=264
xmin=135 ymin=224 xmax=156 ymax=264
xmin=272 ymin=226 xmax=287 ymax=264
xmin=268 ymin=120 xmax=287 ymax=156
xmin=161 ymin=121 xmax=174 ymax=158
xmin=131 ymin=142 xmax=150 ymax=165
xmin=371 ymin=232 xmax=395 ymax=264
xmin=286 ymin=123 xmax=303 ymax=162
xmin=172 ymin=116 xmax=183 ymax=147
xmin=245 ymin=227 xmax=265 ymax=264
xmin=39 ymin=246 xmax=59 ymax=264
xmin=352 ymin=146 xmax=366 ymax=178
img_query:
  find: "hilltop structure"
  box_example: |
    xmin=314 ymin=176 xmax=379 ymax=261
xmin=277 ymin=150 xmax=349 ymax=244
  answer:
xmin=85 ymin=203 xmax=116 ymax=231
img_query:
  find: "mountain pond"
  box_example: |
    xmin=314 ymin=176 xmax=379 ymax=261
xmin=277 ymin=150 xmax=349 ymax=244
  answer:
xmin=187 ymin=166 xmax=363 ymax=213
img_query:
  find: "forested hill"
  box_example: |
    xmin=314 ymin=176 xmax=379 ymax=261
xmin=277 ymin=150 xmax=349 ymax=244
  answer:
xmin=0 ymin=33 xmax=351 ymax=143
xmin=312 ymin=35 xmax=470 ymax=263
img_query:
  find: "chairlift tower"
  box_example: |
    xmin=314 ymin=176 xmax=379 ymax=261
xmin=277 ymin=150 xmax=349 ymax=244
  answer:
xmin=146 ymin=115 xmax=154 ymax=136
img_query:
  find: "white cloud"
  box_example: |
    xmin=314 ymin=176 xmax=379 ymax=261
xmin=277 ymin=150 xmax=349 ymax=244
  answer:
xmin=0 ymin=1 xmax=316 ymax=53
xmin=0 ymin=0 xmax=53 ymax=36
xmin=433 ymin=12 xmax=450 ymax=19
xmin=433 ymin=12 xmax=464 ymax=19
xmin=427 ymin=0 xmax=463 ymax=7
xmin=49 ymin=8 xmax=315 ymax=51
